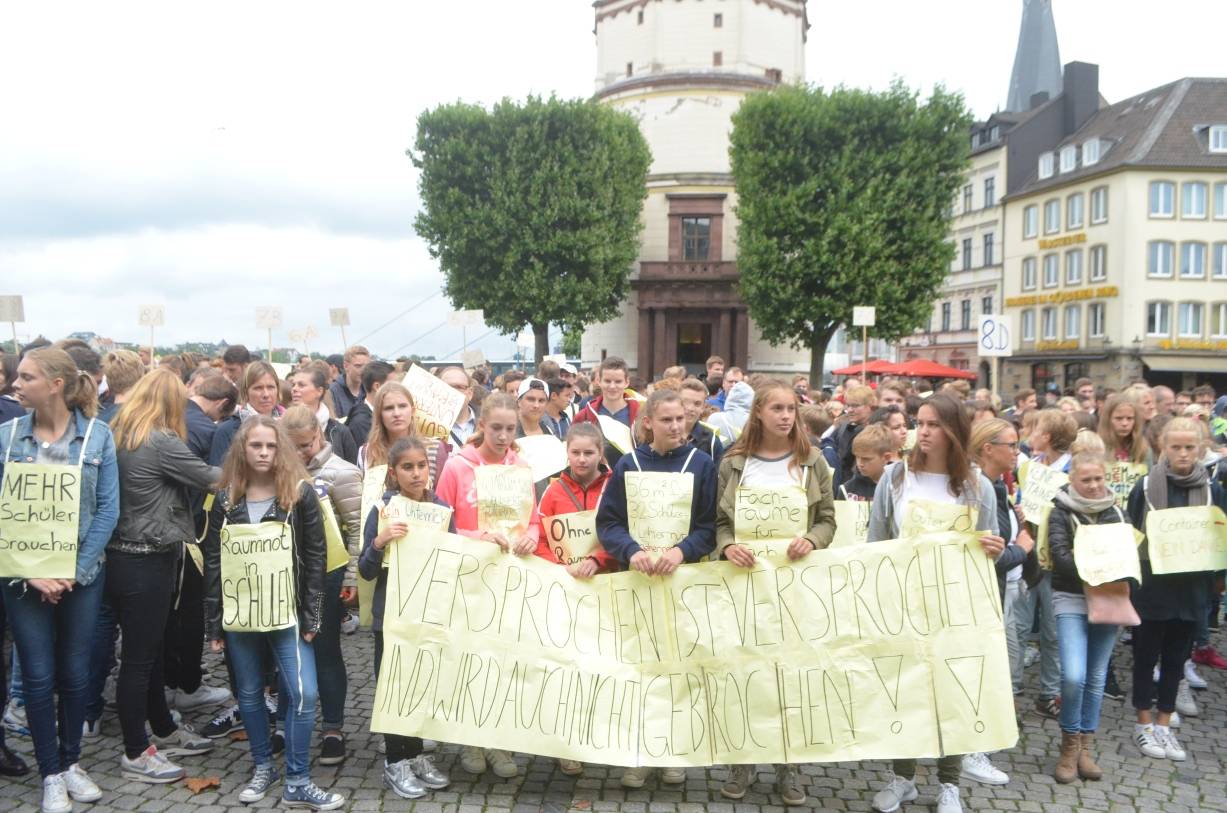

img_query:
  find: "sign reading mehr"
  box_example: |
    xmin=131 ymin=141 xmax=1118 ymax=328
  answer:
xmin=0 ymin=463 xmax=81 ymax=578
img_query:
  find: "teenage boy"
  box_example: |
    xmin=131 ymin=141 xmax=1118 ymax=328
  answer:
xmin=543 ymin=377 xmax=573 ymax=438
xmin=833 ymin=385 xmax=877 ymax=487
xmin=573 ymin=356 xmax=640 ymax=461
xmin=837 ymin=424 xmax=894 ymax=501
xmin=330 ymin=345 xmax=370 ymax=420
xmin=345 ymin=360 xmax=394 ymax=447
xmin=516 ymin=378 xmax=551 ymax=437
xmin=679 ymin=378 xmax=724 ymax=464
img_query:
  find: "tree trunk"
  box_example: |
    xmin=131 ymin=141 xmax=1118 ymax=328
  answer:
xmin=808 ymin=323 xmax=836 ymax=387
xmin=533 ymin=321 xmax=550 ymax=367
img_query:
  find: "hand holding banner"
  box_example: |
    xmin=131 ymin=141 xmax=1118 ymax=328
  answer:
xmin=733 ymin=485 xmax=807 ymax=556
xmin=625 ymin=471 xmax=693 ymax=558
xmin=544 ymin=510 xmax=599 ymax=565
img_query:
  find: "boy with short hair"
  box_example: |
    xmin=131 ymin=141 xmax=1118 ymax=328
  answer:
xmin=838 ymin=424 xmax=895 ymax=501
xmin=573 ymin=357 xmax=640 ymax=462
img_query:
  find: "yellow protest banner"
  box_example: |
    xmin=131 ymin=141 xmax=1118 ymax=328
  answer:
xmin=1146 ymin=506 xmax=1227 ymax=575
xmin=1073 ymin=523 xmax=1142 ymax=586
xmin=831 ymin=500 xmax=871 ymax=547
xmin=0 ymin=462 xmax=82 ymax=578
xmin=371 ymin=529 xmax=1017 ymax=767
xmin=733 ymin=486 xmax=807 ymax=556
xmin=900 ymin=498 xmax=977 ymax=538
xmin=626 ymin=471 xmax=693 ymax=558
xmin=319 ymin=497 xmax=349 ymax=573
xmin=544 ymin=510 xmax=599 ymax=565
xmin=1018 ymin=462 xmax=1068 ymax=569
xmin=219 ymin=521 xmax=296 ymax=632
xmin=515 ymin=434 xmax=567 ymax=483
xmin=475 ymin=464 xmax=535 ymax=539
xmin=377 ymin=495 xmax=453 ymax=567
xmin=597 ymin=415 xmax=634 ymax=455
xmin=403 ymin=364 xmax=466 ymax=440
xmin=358 ymin=464 xmax=388 ymax=628
xmin=1106 ymin=462 xmax=1146 ymax=510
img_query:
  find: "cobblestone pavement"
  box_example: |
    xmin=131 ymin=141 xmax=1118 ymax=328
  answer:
xmin=0 ymin=624 xmax=1224 ymax=813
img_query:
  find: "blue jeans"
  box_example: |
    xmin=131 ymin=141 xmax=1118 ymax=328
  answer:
xmin=1016 ymin=572 xmax=1061 ymax=698
xmin=1056 ymin=612 xmax=1118 ymax=734
xmin=84 ymin=596 xmax=119 ymax=723
xmin=226 ymin=626 xmax=318 ymax=785
xmin=2 ymin=576 xmax=105 ymax=777
xmin=276 ymin=569 xmax=346 ymax=732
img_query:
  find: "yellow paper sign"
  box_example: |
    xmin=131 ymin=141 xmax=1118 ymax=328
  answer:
xmin=1073 ymin=523 xmax=1142 ymax=586
xmin=831 ymin=500 xmax=871 ymax=547
xmin=733 ymin=485 xmax=807 ymax=556
xmin=1106 ymin=462 xmax=1147 ymax=510
xmin=1146 ymin=505 xmax=1227 ymax=575
xmin=370 ymin=529 xmax=1017 ymax=767
xmin=904 ymin=428 xmax=917 ymax=452
xmin=475 ymin=464 xmax=535 ymax=539
xmin=544 ymin=510 xmax=599 ymax=565
xmin=404 ymin=364 xmax=466 ymax=440
xmin=626 ymin=470 xmax=693 ymax=558
xmin=900 ymin=498 xmax=978 ymax=538
xmin=378 ymin=496 xmax=454 ymax=567
xmin=597 ymin=415 xmax=634 ymax=455
xmin=358 ymin=464 xmax=389 ymax=628
xmin=515 ymin=434 xmax=567 ymax=483
xmin=1018 ymin=463 xmax=1068 ymax=569
xmin=319 ymin=497 xmax=349 ymax=573
xmin=219 ymin=521 xmax=296 ymax=632
xmin=0 ymin=461 xmax=81 ymax=579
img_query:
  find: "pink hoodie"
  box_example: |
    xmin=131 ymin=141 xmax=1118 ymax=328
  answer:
xmin=435 ymin=444 xmax=541 ymax=542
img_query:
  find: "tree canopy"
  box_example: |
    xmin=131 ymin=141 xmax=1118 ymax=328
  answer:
xmin=729 ymin=82 xmax=971 ymax=382
xmin=412 ymin=96 xmax=651 ymax=363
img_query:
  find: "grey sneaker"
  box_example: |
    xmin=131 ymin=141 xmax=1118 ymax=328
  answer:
xmin=120 ymin=746 xmax=185 ymax=784
xmin=282 ymin=781 xmax=344 ymax=810
xmin=383 ymin=760 xmax=427 ymax=799
xmin=151 ymin=724 xmax=213 ymax=757
xmin=409 ymin=754 xmax=449 ymax=789
xmin=722 ymin=763 xmax=753 ymax=799
xmin=872 ymin=772 xmax=918 ymax=813
xmin=238 ymin=763 xmax=279 ymax=804
xmin=776 ymin=764 xmax=805 ymax=806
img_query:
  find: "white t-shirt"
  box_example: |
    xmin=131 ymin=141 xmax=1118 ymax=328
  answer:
xmin=895 ymin=470 xmax=953 ymax=522
xmin=741 ymin=453 xmax=802 ymax=488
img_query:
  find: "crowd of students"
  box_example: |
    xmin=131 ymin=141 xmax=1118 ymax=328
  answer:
xmin=0 ymin=339 xmax=1224 ymax=813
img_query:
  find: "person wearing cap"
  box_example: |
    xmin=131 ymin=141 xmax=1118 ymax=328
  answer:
xmin=558 ymin=364 xmax=581 ymax=416
xmin=515 ymin=377 xmax=552 ymax=438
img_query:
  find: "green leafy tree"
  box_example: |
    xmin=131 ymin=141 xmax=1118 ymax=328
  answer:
xmin=730 ymin=83 xmax=971 ymax=383
xmin=412 ymin=96 xmax=651 ymax=364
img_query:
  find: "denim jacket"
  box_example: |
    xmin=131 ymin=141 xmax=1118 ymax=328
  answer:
xmin=0 ymin=409 xmax=120 ymax=586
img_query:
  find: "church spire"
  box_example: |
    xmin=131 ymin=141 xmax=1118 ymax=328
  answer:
xmin=1005 ymin=0 xmax=1062 ymax=112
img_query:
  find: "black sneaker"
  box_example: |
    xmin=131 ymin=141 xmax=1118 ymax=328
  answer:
xmin=319 ymin=734 xmax=345 ymax=766
xmin=1103 ymin=671 xmax=1125 ymax=701
xmin=201 ymin=705 xmax=243 ymax=739
xmin=271 ymin=730 xmax=285 ymax=757
xmin=1034 ymin=696 xmax=1061 ymax=719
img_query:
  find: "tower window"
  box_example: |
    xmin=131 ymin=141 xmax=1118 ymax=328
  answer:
xmin=637 ymin=10 xmax=644 ymax=25
xmin=713 ymin=51 xmax=723 ymax=67
xmin=714 ymin=13 xmax=723 ymax=28
xmin=626 ymin=62 xmax=632 ymax=77
xmin=765 ymin=68 xmax=782 ymax=83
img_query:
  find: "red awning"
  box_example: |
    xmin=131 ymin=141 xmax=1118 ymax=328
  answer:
xmin=830 ymin=359 xmax=901 ymax=376
xmin=891 ymin=359 xmax=978 ymax=380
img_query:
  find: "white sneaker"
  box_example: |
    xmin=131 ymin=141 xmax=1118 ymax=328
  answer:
xmin=1175 ymin=681 xmax=1199 ymax=716
xmin=1184 ymin=659 xmax=1207 ymax=690
xmin=872 ymin=772 xmax=918 ymax=813
xmin=82 ymin=719 xmax=101 ymax=739
xmin=959 ymin=752 xmax=1008 ymax=785
xmin=1134 ymin=724 xmax=1165 ymax=758
xmin=121 ymin=745 xmax=185 ymax=783
xmin=1022 ymin=647 xmax=1039 ymax=668
xmin=41 ymin=773 xmax=71 ymax=813
xmin=1156 ymin=726 xmax=1186 ymax=761
xmin=3 ymin=700 xmax=28 ymax=736
xmin=1169 ymin=711 xmax=1182 ymax=728
xmin=936 ymin=782 xmax=963 ymax=813
xmin=63 ymin=764 xmax=103 ymax=803
xmin=422 ymin=739 xmax=438 ymax=752
xmin=173 ymin=684 xmax=233 ymax=711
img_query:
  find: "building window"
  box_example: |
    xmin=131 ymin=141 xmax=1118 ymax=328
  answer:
xmin=1149 ymin=181 xmax=1175 ymax=217
xmin=1059 ymin=145 xmax=1077 ymax=173
xmin=1181 ymin=242 xmax=1206 ymax=278
xmin=1067 ymin=193 xmax=1085 ymax=229
xmin=637 ymin=9 xmax=644 ymax=24
xmin=713 ymin=51 xmax=723 ymax=67
xmin=1148 ymin=240 xmax=1175 ymax=278
xmin=1023 ymin=205 xmax=1038 ymax=239
xmin=1090 ymin=186 xmax=1108 ymax=224
xmin=990 ymin=125 xmax=1000 ymax=141
xmin=1064 ymin=305 xmax=1080 ymax=339
xmin=1090 ymin=245 xmax=1107 ymax=281
xmin=1182 ymin=182 xmax=1208 ymax=218
xmin=1083 ymin=139 xmax=1101 ymax=165
xmin=941 ymin=302 xmax=952 ymax=332
xmin=983 ymin=233 xmax=994 ymax=266
xmin=961 ymin=300 xmax=972 ymax=330
xmin=1211 ymin=125 xmax=1227 ymax=153
xmin=961 ymin=238 xmax=973 ymax=270
xmin=1065 ymin=249 xmax=1083 ymax=285
xmin=1089 ymin=303 xmax=1105 ymax=337
xmin=1178 ymin=302 xmax=1204 ymax=337
xmin=963 ymin=185 xmax=973 ymax=213
xmin=1022 ymin=257 xmax=1037 ymax=290
xmin=1216 ymin=183 xmax=1227 ymax=219
xmin=1212 ymin=303 xmax=1227 ymax=338
xmin=765 ymin=68 xmax=782 ymax=83
xmin=1044 ymin=199 xmax=1060 ymax=234
xmin=1042 ymin=307 xmax=1058 ymax=340
xmin=1038 ymin=153 xmax=1055 ymax=179
xmin=1215 ymin=243 xmax=1227 ymax=279
xmin=1043 ymin=254 xmax=1059 ymax=287
xmin=1022 ymin=309 xmax=1036 ymax=341
xmin=1147 ymin=302 xmax=1171 ymax=336
xmin=681 ymin=217 xmax=711 ymax=261
xmin=626 ymin=62 xmax=633 ymax=77
xmin=981 ymin=295 xmax=993 ymax=315
xmin=984 ymin=177 xmax=996 ymax=208
xmin=714 ymin=13 xmax=723 ymax=27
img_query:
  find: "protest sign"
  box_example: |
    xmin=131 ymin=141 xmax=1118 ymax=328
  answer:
xmin=378 ymin=495 xmax=454 ymax=567
xmin=597 ymin=415 xmax=633 ymax=455
xmin=516 ymin=434 xmax=567 ymax=483
xmin=358 ymin=464 xmax=389 ymax=627
xmin=475 ymin=464 xmax=535 ymax=539
xmin=1073 ymin=523 xmax=1142 ymax=586
xmin=544 ymin=510 xmax=599 ymax=565
xmin=0 ymin=462 xmax=80 ymax=578
xmin=1018 ymin=463 xmax=1068 ymax=569
xmin=1106 ymin=462 xmax=1146 ymax=511
xmin=371 ymin=529 xmax=1017 ymax=767
xmin=219 ymin=521 xmax=295 ymax=632
xmin=404 ymin=364 xmax=466 ymax=440
xmin=319 ymin=497 xmax=349 ymax=573
xmin=625 ymin=471 xmax=693 ymax=558
xmin=900 ymin=499 xmax=977 ymax=538
xmin=733 ymin=485 xmax=807 ymax=557
xmin=1146 ymin=506 xmax=1227 ymax=575
xmin=831 ymin=500 xmax=871 ymax=547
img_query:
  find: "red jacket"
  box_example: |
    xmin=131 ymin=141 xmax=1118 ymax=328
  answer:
xmin=533 ymin=467 xmax=619 ymax=573
xmin=572 ymin=394 xmax=640 ymax=429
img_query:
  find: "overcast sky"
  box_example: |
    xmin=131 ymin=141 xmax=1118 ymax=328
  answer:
xmin=2 ymin=0 xmax=1223 ymax=360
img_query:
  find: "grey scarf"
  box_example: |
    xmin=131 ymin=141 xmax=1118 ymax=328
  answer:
xmin=1054 ymin=484 xmax=1117 ymax=517
xmin=1145 ymin=457 xmax=1209 ymax=511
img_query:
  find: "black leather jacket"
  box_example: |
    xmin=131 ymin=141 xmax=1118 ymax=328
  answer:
xmin=203 ymin=481 xmax=326 ymax=640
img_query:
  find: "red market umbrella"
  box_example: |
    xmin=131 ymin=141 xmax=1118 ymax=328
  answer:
xmin=891 ymin=358 xmax=978 ymax=380
xmin=830 ymin=359 xmax=901 ymax=376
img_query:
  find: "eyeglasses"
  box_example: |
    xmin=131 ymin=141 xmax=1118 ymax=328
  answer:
xmin=990 ymin=441 xmax=1019 ymax=450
